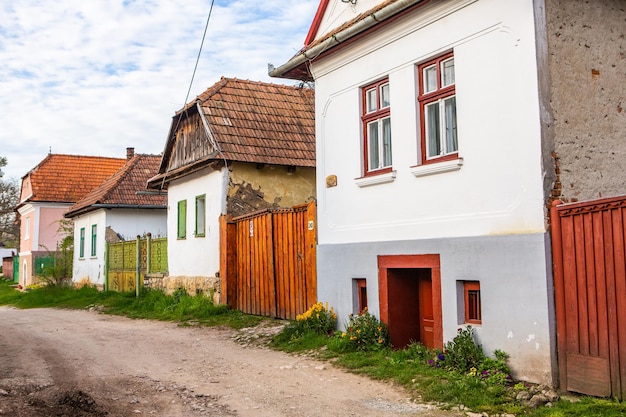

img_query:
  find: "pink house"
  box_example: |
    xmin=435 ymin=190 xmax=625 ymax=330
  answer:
xmin=16 ymin=151 xmax=128 ymax=287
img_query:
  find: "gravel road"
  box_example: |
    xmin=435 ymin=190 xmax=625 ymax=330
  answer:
xmin=0 ymin=306 xmax=463 ymax=417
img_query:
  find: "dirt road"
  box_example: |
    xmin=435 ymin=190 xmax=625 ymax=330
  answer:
xmin=0 ymin=307 xmax=462 ymax=417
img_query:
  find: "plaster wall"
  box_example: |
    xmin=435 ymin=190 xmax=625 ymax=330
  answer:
xmin=38 ymin=204 xmax=70 ymax=251
xmin=72 ymin=210 xmax=107 ymax=285
xmin=18 ymin=204 xmax=34 ymax=253
xmin=312 ymin=0 xmax=547 ymax=245
xmin=167 ymin=167 xmax=227 ymax=278
xmin=545 ymin=0 xmax=626 ymax=203
xmin=316 ymin=0 xmax=385 ymax=40
xmin=106 ymin=209 xmax=167 ymax=240
xmin=227 ymin=162 xmax=316 ymax=217
xmin=317 ymin=232 xmax=556 ymax=385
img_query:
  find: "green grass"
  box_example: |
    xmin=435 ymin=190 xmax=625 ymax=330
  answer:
xmin=2 ymin=278 xmax=625 ymax=416
xmin=0 ymin=279 xmax=263 ymax=329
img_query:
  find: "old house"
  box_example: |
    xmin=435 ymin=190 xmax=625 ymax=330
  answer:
xmin=270 ymin=0 xmax=626 ymax=394
xmin=64 ymin=149 xmax=167 ymax=288
xmin=16 ymin=153 xmax=126 ymax=287
xmin=147 ymin=77 xmax=315 ymax=300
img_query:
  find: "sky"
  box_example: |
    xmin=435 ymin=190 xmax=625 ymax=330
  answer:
xmin=0 ymin=0 xmax=318 ymax=181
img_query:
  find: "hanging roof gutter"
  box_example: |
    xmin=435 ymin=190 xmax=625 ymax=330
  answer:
xmin=269 ymin=0 xmax=427 ymax=81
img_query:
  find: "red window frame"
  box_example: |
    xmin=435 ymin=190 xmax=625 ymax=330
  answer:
xmin=361 ymin=78 xmax=392 ymax=176
xmin=464 ymin=281 xmax=482 ymax=325
xmin=355 ymin=278 xmax=368 ymax=314
xmin=417 ymin=51 xmax=458 ymax=165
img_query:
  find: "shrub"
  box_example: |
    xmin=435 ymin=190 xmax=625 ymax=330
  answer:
xmin=341 ymin=308 xmax=389 ymax=351
xmin=443 ymin=326 xmax=485 ymax=372
xmin=293 ymin=301 xmax=337 ymax=336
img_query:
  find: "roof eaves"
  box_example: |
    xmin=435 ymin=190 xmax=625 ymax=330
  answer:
xmin=269 ymin=0 xmax=428 ymax=81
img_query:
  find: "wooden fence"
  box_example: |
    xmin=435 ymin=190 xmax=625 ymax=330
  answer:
xmin=220 ymin=201 xmax=317 ymax=320
xmin=106 ymin=235 xmax=168 ymax=292
xmin=551 ymin=196 xmax=626 ymax=399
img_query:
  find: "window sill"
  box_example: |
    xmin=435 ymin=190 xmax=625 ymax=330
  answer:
xmin=355 ymin=171 xmax=397 ymax=187
xmin=411 ymin=158 xmax=463 ymax=178
xmin=194 ymin=234 xmax=205 ymax=238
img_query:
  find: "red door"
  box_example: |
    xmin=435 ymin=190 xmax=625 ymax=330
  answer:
xmin=419 ymin=277 xmax=434 ymax=349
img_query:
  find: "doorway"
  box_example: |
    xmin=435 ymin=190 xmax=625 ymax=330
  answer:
xmin=378 ymin=254 xmax=443 ymax=349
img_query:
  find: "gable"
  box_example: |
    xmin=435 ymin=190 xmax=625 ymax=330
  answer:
xmin=306 ymin=0 xmax=387 ymax=45
xmin=149 ymin=78 xmax=315 ymax=189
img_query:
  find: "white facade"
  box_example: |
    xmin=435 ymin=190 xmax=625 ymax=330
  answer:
xmin=309 ymin=0 xmax=556 ymax=384
xmin=166 ymin=167 xmax=228 ymax=278
xmin=72 ymin=208 xmax=167 ymax=286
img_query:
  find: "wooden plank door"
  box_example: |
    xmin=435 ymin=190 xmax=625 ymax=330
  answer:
xmin=551 ymin=197 xmax=626 ymax=399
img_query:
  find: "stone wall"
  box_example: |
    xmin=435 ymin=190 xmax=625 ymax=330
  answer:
xmin=546 ymin=0 xmax=626 ymax=203
xmin=144 ymin=274 xmax=222 ymax=305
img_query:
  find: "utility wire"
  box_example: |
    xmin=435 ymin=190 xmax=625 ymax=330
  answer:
xmin=182 ymin=0 xmax=215 ymax=108
xmin=161 ymin=0 xmax=216 ymax=190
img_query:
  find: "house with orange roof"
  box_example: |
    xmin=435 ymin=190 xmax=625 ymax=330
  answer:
xmin=147 ymin=77 xmax=315 ymax=299
xmin=64 ymin=150 xmax=167 ymax=288
xmin=16 ymin=151 xmax=127 ymax=287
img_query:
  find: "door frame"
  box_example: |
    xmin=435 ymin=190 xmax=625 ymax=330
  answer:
xmin=378 ymin=254 xmax=443 ymax=349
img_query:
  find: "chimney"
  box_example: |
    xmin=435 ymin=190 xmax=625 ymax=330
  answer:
xmin=127 ymin=147 xmax=135 ymax=160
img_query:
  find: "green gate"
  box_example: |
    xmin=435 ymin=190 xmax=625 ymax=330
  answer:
xmin=106 ymin=235 xmax=167 ymax=292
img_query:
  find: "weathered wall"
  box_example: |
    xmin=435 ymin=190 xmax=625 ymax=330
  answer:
xmin=144 ymin=274 xmax=221 ymax=305
xmin=546 ymin=0 xmax=626 ymax=203
xmin=227 ymin=162 xmax=316 ymax=217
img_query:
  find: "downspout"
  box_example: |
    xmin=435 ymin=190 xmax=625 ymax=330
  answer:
xmin=269 ymin=0 xmax=426 ymax=79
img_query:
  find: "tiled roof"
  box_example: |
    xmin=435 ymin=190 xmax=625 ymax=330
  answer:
xmin=197 ymin=77 xmax=315 ymax=166
xmin=153 ymin=77 xmax=315 ymax=182
xmin=65 ymin=154 xmax=166 ymax=217
xmin=20 ymin=154 xmax=126 ymax=205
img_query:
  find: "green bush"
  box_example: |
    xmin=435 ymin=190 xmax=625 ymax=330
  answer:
xmin=443 ymin=326 xmax=486 ymax=372
xmin=340 ymin=308 xmax=389 ymax=351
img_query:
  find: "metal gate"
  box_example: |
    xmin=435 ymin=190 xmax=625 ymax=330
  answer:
xmin=220 ymin=201 xmax=317 ymax=320
xmin=106 ymin=236 xmax=168 ymax=292
xmin=551 ymin=196 xmax=626 ymax=399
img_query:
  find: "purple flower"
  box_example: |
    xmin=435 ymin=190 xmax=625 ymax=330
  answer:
xmin=437 ymin=353 xmax=445 ymax=361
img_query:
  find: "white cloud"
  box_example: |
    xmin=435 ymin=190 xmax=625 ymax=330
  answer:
xmin=0 ymin=0 xmax=317 ymax=180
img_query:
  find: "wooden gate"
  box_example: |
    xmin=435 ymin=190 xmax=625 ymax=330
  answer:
xmin=106 ymin=236 xmax=168 ymax=292
xmin=551 ymin=196 xmax=626 ymax=399
xmin=220 ymin=201 xmax=317 ymax=320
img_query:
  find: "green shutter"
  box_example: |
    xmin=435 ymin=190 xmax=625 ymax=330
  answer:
xmin=177 ymin=200 xmax=187 ymax=239
xmin=79 ymin=227 xmax=85 ymax=258
xmin=91 ymin=224 xmax=97 ymax=256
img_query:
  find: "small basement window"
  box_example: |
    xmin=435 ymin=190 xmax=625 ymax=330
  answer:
xmin=464 ymin=281 xmax=482 ymax=325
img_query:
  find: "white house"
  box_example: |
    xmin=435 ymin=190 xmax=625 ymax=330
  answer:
xmin=147 ymin=77 xmax=316 ymax=299
xmin=65 ymin=150 xmax=167 ymax=287
xmin=268 ymin=0 xmax=614 ymax=386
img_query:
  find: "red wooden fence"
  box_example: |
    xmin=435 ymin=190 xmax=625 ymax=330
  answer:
xmin=220 ymin=201 xmax=317 ymax=320
xmin=551 ymin=196 xmax=626 ymax=399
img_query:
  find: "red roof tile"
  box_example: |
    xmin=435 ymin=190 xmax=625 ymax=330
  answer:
xmin=19 ymin=154 xmax=127 ymax=205
xmin=65 ymin=154 xmax=166 ymax=217
xmin=150 ymin=78 xmax=315 ymax=186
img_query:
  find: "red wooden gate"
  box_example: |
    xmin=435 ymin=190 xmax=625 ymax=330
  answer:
xmin=220 ymin=201 xmax=317 ymax=320
xmin=551 ymin=196 xmax=626 ymax=399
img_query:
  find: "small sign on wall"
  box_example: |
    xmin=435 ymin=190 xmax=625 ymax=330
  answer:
xmin=249 ymin=220 xmax=254 ymax=237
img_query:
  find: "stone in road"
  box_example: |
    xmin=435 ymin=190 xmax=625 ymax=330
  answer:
xmin=0 ymin=306 xmax=462 ymax=416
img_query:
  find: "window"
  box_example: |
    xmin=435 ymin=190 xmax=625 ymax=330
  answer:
xmin=177 ymin=200 xmax=187 ymax=239
xmin=353 ymin=278 xmax=368 ymax=314
xmin=362 ymin=78 xmax=392 ymax=175
xmin=464 ymin=281 xmax=482 ymax=324
xmin=79 ymin=227 xmax=85 ymax=258
xmin=418 ymin=52 xmax=457 ymax=163
xmin=195 ymin=194 xmax=206 ymax=237
xmin=90 ymin=224 xmax=97 ymax=256
xmin=25 ymin=217 xmax=30 ymax=240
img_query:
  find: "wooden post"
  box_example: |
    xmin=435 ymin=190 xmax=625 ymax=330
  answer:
xmin=135 ymin=235 xmax=141 ymax=297
xmin=146 ymin=233 xmax=152 ymax=274
xmin=220 ymin=214 xmax=237 ymax=308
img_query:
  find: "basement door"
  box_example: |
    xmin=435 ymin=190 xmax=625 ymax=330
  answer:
xmin=378 ymin=254 xmax=443 ymax=350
